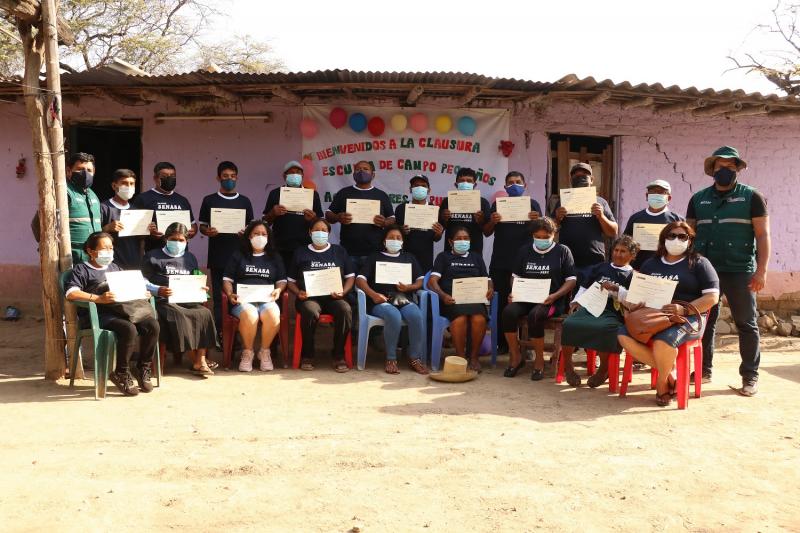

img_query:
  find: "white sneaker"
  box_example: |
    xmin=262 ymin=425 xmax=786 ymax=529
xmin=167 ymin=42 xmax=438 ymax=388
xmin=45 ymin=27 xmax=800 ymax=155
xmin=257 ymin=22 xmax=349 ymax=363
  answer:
xmin=239 ymin=349 xmax=255 ymax=372
xmin=258 ymin=348 xmax=273 ymax=371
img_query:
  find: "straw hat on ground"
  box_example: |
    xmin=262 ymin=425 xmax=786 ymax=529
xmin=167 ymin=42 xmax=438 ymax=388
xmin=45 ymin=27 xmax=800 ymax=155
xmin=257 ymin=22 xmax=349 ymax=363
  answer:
xmin=429 ymin=356 xmax=478 ymax=383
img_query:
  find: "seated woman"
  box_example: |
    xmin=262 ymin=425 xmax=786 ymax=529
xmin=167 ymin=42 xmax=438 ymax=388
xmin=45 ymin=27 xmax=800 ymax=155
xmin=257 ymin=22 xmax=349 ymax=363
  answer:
xmin=223 ymin=221 xmax=286 ymax=372
xmin=560 ymin=235 xmax=639 ymax=387
xmin=502 ymin=217 xmax=577 ymax=380
xmin=65 ymin=231 xmax=159 ymax=396
xmin=142 ymin=222 xmax=217 ymax=376
xmin=428 ymin=225 xmax=494 ymax=371
xmin=356 ymin=225 xmax=429 ymax=375
xmin=617 ymin=221 xmax=719 ymax=407
xmin=287 ymin=218 xmax=355 ymax=372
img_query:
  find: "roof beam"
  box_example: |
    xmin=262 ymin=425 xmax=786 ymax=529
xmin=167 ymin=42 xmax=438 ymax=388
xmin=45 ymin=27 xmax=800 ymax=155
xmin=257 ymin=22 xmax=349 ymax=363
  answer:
xmin=271 ymin=86 xmax=302 ymax=104
xmin=457 ymin=86 xmax=482 ymax=106
xmin=657 ymin=99 xmax=707 ymax=113
xmin=208 ymin=85 xmax=240 ymax=103
xmin=93 ymin=88 xmax=143 ymax=106
xmin=584 ymin=90 xmax=611 ymax=106
xmin=767 ymin=108 xmax=800 ymax=119
xmin=621 ymin=96 xmax=654 ymax=110
xmin=692 ymin=101 xmax=743 ymax=117
xmin=406 ymin=85 xmax=424 ymax=105
xmin=725 ymin=104 xmax=772 ymax=118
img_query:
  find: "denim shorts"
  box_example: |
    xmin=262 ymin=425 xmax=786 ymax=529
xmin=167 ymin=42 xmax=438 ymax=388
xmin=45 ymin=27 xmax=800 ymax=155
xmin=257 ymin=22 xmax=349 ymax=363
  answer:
xmin=619 ymin=315 xmax=703 ymax=348
xmin=230 ymin=301 xmax=279 ymax=318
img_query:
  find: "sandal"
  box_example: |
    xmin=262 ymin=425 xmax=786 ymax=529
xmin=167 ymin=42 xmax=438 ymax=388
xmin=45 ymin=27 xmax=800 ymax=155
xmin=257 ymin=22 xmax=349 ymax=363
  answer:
xmin=385 ymin=360 xmax=400 ymax=374
xmin=586 ymin=370 xmax=609 ymax=389
xmin=469 ymin=359 xmax=482 ymax=373
xmin=333 ymin=359 xmax=350 ymax=373
xmin=408 ymin=358 xmax=429 ymax=375
xmin=192 ymin=365 xmax=214 ymax=376
xmin=565 ymin=368 xmax=581 ymax=387
xmin=656 ymin=391 xmax=673 ymax=407
xmin=300 ymin=359 xmax=314 ymax=371
xmin=503 ymin=359 xmax=525 ymax=378
xmin=530 ymin=368 xmax=544 ymax=381
xmin=667 ymin=373 xmax=678 ymax=398
xmin=206 ymin=360 xmax=219 ymax=370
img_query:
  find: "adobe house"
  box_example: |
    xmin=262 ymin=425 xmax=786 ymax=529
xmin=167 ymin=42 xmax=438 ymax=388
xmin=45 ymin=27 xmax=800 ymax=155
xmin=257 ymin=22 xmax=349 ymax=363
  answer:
xmin=1 ymin=68 xmax=798 ymax=311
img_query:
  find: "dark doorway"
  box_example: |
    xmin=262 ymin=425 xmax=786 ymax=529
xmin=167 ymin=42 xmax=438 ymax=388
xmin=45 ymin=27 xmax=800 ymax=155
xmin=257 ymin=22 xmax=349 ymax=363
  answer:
xmin=67 ymin=123 xmax=143 ymax=201
xmin=547 ymin=133 xmax=616 ymax=216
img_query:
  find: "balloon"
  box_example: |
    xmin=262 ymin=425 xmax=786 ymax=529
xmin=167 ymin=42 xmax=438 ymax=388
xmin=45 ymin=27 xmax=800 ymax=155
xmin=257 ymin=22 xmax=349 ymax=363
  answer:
xmin=457 ymin=116 xmax=477 ymax=136
xmin=490 ymin=190 xmax=508 ymax=204
xmin=367 ymin=116 xmax=385 ymax=137
xmin=390 ymin=113 xmax=407 ymax=133
xmin=349 ymin=112 xmax=367 ymax=133
xmin=409 ymin=113 xmax=428 ymax=133
xmin=302 ymin=179 xmax=316 ymax=190
xmin=329 ymin=107 xmax=347 ymax=129
xmin=479 ymin=333 xmax=492 ymax=356
xmin=301 ymin=158 xmax=315 ymax=180
xmin=434 ymin=114 xmax=452 ymax=134
xmin=299 ymin=118 xmax=318 ymax=139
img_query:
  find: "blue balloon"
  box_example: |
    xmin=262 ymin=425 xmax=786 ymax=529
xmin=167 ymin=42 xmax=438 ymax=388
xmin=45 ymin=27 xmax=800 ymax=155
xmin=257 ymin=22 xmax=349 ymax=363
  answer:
xmin=349 ymin=112 xmax=367 ymax=133
xmin=457 ymin=116 xmax=477 ymax=136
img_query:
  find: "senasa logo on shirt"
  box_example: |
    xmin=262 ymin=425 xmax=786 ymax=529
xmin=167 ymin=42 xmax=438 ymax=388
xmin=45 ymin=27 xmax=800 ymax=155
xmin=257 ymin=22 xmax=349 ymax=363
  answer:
xmin=157 ymin=203 xmax=184 ymax=210
xmin=165 ymin=265 xmax=190 ymax=275
xmin=310 ymin=261 xmax=336 ymax=269
xmin=450 ymin=213 xmax=474 ymax=221
xmin=450 ymin=262 xmax=476 ymax=268
xmin=525 ymin=263 xmax=550 ymax=274
xmin=245 ymin=265 xmax=272 ymax=276
xmin=650 ymin=272 xmax=679 ymax=281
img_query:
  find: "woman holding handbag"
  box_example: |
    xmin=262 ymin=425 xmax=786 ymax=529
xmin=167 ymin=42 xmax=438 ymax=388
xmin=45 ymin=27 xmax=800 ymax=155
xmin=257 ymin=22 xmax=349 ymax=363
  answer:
xmin=617 ymin=221 xmax=719 ymax=406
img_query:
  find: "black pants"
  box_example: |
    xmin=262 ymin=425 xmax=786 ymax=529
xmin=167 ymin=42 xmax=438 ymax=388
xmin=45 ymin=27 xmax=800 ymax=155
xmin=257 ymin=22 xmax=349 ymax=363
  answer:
xmin=209 ymin=267 xmax=224 ymax=332
xmin=501 ymin=302 xmax=552 ymax=338
xmin=296 ymin=297 xmax=352 ymax=360
xmin=490 ymin=268 xmax=512 ymax=345
xmin=102 ymin=316 xmax=160 ymax=373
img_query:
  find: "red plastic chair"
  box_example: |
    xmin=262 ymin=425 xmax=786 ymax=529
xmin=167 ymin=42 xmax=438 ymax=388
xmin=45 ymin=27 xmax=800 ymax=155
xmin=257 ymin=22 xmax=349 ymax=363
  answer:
xmin=555 ymin=348 xmax=597 ymax=383
xmin=221 ymin=292 xmax=290 ymax=369
xmin=292 ymin=312 xmax=353 ymax=369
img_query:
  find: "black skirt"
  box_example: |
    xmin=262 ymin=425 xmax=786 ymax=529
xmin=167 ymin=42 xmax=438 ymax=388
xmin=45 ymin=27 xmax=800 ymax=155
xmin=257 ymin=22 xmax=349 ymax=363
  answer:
xmin=156 ymin=301 xmax=217 ymax=353
xmin=441 ymin=303 xmax=488 ymax=321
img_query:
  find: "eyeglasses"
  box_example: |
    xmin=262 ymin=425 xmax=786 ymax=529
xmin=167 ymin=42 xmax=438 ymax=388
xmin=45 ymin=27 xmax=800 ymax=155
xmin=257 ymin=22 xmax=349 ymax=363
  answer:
xmin=666 ymin=233 xmax=690 ymax=242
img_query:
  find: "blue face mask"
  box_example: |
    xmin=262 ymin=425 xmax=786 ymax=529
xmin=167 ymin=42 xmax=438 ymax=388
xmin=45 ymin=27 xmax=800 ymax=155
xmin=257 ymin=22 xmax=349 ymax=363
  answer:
xmin=647 ymin=193 xmax=668 ymax=210
xmin=533 ymin=237 xmax=553 ymax=251
xmin=220 ymin=178 xmax=236 ymax=192
xmin=353 ymin=170 xmax=373 ymax=185
xmin=385 ymin=239 xmax=403 ymax=253
xmin=456 ymin=181 xmax=474 ymax=191
xmin=505 ymin=183 xmax=525 ymax=197
xmin=165 ymin=240 xmax=186 ymax=255
xmin=286 ymin=173 xmax=303 ymax=187
xmin=411 ymin=186 xmax=428 ymax=201
xmin=453 ymin=240 xmax=471 ymax=254
xmin=311 ymin=231 xmax=329 ymax=247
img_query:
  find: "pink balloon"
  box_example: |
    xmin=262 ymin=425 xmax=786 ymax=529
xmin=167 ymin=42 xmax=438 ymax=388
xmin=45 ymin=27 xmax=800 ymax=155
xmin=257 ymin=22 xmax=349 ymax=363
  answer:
xmin=329 ymin=107 xmax=347 ymax=129
xmin=301 ymin=158 xmax=315 ymax=180
xmin=300 ymin=118 xmax=319 ymax=139
xmin=490 ymin=190 xmax=508 ymax=204
xmin=409 ymin=113 xmax=428 ymax=133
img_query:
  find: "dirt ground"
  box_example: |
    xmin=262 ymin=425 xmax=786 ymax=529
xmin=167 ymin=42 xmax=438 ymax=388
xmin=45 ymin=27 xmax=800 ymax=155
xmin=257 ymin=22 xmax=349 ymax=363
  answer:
xmin=1 ymin=297 xmax=799 ymax=533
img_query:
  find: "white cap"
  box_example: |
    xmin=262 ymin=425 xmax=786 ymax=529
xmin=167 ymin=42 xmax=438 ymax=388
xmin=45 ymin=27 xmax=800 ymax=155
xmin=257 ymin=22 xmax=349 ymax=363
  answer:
xmin=646 ymin=179 xmax=671 ymax=193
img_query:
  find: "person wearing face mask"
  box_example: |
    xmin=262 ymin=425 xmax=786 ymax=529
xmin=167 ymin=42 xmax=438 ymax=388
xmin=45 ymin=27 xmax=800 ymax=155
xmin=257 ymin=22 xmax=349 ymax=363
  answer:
xmin=142 ymin=223 xmax=217 ymax=376
xmin=356 ymin=225 xmax=429 ymax=375
xmin=64 ymin=232 xmax=160 ymax=396
xmin=428 ymin=226 xmax=494 ymax=371
xmin=393 ymin=174 xmax=444 ymax=272
xmin=287 ymin=218 xmax=355 ymax=372
xmin=198 ymin=161 xmax=255 ymax=332
xmin=222 ymin=221 xmax=286 ymax=372
xmin=100 ymin=169 xmax=143 ymax=270
xmin=502 ymin=217 xmax=577 ymax=380
xmin=133 ymin=161 xmax=197 ymax=252
xmin=438 ymin=167 xmax=492 ymax=254
xmin=622 ymin=179 xmax=684 ymax=270
xmin=686 ymin=146 xmax=770 ymax=396
xmin=617 ymin=222 xmax=720 ymax=407
xmin=326 ymin=160 xmax=395 ymax=272
xmin=263 ymin=160 xmax=324 ymax=269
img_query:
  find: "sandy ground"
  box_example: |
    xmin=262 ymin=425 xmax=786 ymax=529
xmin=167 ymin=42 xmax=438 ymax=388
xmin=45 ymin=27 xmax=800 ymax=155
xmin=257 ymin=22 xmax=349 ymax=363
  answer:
xmin=1 ymin=298 xmax=800 ymax=533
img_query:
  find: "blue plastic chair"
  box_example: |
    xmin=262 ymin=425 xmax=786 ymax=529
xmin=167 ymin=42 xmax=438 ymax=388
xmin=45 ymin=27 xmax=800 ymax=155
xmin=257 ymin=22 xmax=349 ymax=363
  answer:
xmin=424 ymin=272 xmax=498 ymax=371
xmin=356 ymin=288 xmax=428 ymax=370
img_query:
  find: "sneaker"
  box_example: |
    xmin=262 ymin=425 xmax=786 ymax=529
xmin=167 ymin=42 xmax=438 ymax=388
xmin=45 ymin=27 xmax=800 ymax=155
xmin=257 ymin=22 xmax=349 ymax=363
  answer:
xmin=258 ymin=348 xmax=273 ymax=371
xmin=110 ymin=370 xmax=139 ymax=396
xmin=135 ymin=364 xmax=154 ymax=393
xmin=690 ymin=369 xmax=712 ymax=384
xmin=239 ymin=349 xmax=255 ymax=372
xmin=740 ymin=377 xmax=759 ymax=397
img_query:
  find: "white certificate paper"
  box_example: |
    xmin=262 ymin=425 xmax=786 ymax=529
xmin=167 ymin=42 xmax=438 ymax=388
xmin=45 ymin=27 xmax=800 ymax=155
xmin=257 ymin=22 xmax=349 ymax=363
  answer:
xmin=156 ymin=210 xmax=192 ymax=233
xmin=210 ymin=208 xmax=246 ymax=234
xmin=625 ymin=272 xmax=678 ymax=309
xmin=105 ymin=270 xmax=148 ymax=303
xmin=168 ymin=274 xmax=207 ymax=304
xmin=496 ymin=196 xmax=531 ymax=222
xmin=375 ymin=262 xmax=412 ymax=285
xmin=346 ymin=199 xmax=380 ymax=224
xmin=576 ymin=282 xmax=609 ymax=318
xmin=237 ymin=283 xmax=274 ymax=304
xmin=405 ymin=204 xmax=439 ymax=230
xmin=451 ymin=276 xmax=489 ymax=304
xmin=633 ymin=223 xmax=666 ymax=251
xmin=303 ymin=267 xmax=344 ymax=297
xmin=118 ymin=209 xmax=153 ymax=237
xmin=279 ymin=187 xmax=314 ymax=213
xmin=447 ymin=190 xmax=481 ymax=213
xmin=511 ymin=277 xmax=551 ymax=303
xmin=560 ymin=186 xmax=597 ymax=214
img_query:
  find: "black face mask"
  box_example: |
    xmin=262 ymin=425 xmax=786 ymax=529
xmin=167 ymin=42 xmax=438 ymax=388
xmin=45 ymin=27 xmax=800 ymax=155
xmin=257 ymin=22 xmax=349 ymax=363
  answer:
xmin=71 ymin=169 xmax=93 ymax=190
xmin=159 ymin=176 xmax=177 ymax=191
xmin=713 ymin=167 xmax=737 ymax=187
xmin=571 ymin=176 xmax=591 ymax=188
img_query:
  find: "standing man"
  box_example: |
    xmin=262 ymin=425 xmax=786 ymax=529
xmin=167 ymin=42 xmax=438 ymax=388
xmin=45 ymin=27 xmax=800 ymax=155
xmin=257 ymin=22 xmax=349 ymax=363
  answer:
xmin=198 ymin=161 xmax=254 ymax=331
xmin=438 ymin=167 xmax=491 ymax=254
xmin=100 ymin=169 xmax=143 ymax=270
xmin=394 ymin=174 xmax=444 ymax=272
xmin=622 ymin=179 xmax=684 ymax=270
xmin=687 ymin=146 xmax=770 ymax=396
xmin=132 ymin=162 xmax=197 ymax=252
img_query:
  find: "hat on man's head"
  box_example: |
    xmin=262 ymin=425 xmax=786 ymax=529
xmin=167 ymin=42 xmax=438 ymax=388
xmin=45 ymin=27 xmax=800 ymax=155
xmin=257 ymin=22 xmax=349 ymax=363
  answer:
xmin=646 ymin=179 xmax=672 ymax=193
xmin=569 ymin=162 xmax=593 ymax=176
xmin=409 ymin=174 xmax=430 ymax=186
xmin=704 ymin=146 xmax=747 ymax=177
xmin=283 ymin=160 xmax=303 ymax=173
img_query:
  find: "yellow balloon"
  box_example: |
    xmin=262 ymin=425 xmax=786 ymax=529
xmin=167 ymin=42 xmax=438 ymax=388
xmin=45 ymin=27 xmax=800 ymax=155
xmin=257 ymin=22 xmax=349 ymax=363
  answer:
xmin=435 ymin=114 xmax=452 ymax=134
xmin=390 ymin=114 xmax=407 ymax=133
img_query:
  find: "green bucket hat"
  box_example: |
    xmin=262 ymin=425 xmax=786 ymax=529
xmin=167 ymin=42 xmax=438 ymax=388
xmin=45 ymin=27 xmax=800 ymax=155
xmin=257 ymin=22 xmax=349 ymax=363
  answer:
xmin=704 ymin=146 xmax=747 ymax=176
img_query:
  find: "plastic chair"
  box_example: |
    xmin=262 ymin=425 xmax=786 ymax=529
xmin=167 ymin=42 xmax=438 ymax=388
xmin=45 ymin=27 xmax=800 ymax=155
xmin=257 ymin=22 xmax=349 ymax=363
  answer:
xmin=355 ymin=288 xmax=428 ymax=370
xmin=292 ymin=308 xmax=353 ymax=369
xmin=221 ymin=291 xmax=290 ymax=369
xmin=424 ymin=272 xmax=498 ymax=372
xmin=60 ymin=270 xmax=162 ymax=400
xmin=555 ymin=347 xmax=598 ymax=383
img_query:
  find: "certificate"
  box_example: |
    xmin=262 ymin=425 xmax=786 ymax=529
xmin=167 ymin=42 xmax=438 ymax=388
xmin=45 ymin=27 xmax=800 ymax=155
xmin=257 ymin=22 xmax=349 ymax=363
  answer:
xmin=451 ymin=276 xmax=489 ymax=304
xmin=118 ymin=209 xmax=153 ymax=237
xmin=237 ymin=283 xmax=274 ymax=304
xmin=375 ymin=262 xmax=412 ymax=285
xmin=346 ymin=199 xmax=380 ymax=224
xmin=105 ymin=270 xmax=148 ymax=303
xmin=279 ymin=186 xmax=314 ymax=213
xmin=168 ymin=274 xmax=207 ymax=304
xmin=633 ymin=223 xmax=665 ymax=251
xmin=210 ymin=208 xmax=246 ymax=234
xmin=625 ymin=272 xmax=678 ymax=309
xmin=496 ymin=196 xmax=531 ymax=222
xmin=560 ymin=186 xmax=596 ymax=214
xmin=303 ymin=267 xmax=343 ymax=297
xmin=447 ymin=190 xmax=481 ymax=213
xmin=404 ymin=204 xmax=439 ymax=230
xmin=511 ymin=277 xmax=551 ymax=303
xmin=156 ymin=210 xmax=192 ymax=233
xmin=576 ymin=282 xmax=609 ymax=318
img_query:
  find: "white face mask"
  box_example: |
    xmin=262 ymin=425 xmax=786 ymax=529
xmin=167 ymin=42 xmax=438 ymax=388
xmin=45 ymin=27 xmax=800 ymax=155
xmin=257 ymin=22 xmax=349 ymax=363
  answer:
xmin=665 ymin=239 xmax=689 ymax=256
xmin=116 ymin=185 xmax=135 ymax=200
xmin=250 ymin=235 xmax=268 ymax=250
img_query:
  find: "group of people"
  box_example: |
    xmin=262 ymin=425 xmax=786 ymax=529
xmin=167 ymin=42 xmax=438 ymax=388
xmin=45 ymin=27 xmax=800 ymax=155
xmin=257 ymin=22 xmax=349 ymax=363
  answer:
xmin=57 ymin=145 xmax=770 ymax=405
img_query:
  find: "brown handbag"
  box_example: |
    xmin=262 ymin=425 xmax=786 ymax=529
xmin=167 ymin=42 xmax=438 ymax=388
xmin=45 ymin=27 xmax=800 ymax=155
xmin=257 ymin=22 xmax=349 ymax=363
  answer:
xmin=623 ymin=300 xmax=703 ymax=344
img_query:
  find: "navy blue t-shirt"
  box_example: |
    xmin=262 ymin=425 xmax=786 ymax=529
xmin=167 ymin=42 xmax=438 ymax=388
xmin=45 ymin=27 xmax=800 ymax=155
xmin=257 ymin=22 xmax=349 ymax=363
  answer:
xmin=263 ymin=186 xmax=324 ymax=254
xmin=552 ymin=195 xmax=615 ymax=268
xmin=141 ymin=248 xmax=199 ymax=289
xmin=638 ymin=255 xmax=720 ymax=303
xmin=327 ymin=185 xmax=394 ymax=256
xmin=222 ymin=250 xmax=286 ymax=293
xmin=358 ymin=250 xmax=423 ymax=307
xmin=512 ymin=243 xmax=577 ymax=296
xmin=438 ymin=196 xmax=491 ymax=254
xmin=64 ymin=261 xmax=125 ymax=322
xmin=132 ymin=189 xmax=195 ymax=251
xmin=394 ymin=202 xmax=439 ymax=272
xmin=580 ymin=261 xmax=634 ymax=313
xmin=489 ymin=197 xmax=542 ymax=270
xmin=100 ymin=199 xmax=142 ymax=270
xmin=288 ymin=243 xmax=355 ymax=292
xmin=622 ymin=208 xmax=684 ymax=270
xmin=198 ymin=192 xmax=254 ymax=270
xmin=431 ymin=250 xmax=488 ymax=295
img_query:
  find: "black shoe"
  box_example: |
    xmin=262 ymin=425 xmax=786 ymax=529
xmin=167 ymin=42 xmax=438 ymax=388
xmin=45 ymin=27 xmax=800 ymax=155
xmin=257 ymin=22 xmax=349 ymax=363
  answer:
xmin=135 ymin=364 xmax=154 ymax=393
xmin=690 ymin=369 xmax=712 ymax=384
xmin=740 ymin=377 xmax=759 ymax=397
xmin=503 ymin=359 xmax=525 ymax=378
xmin=110 ymin=370 xmax=139 ymax=396
xmin=530 ymin=368 xmax=544 ymax=381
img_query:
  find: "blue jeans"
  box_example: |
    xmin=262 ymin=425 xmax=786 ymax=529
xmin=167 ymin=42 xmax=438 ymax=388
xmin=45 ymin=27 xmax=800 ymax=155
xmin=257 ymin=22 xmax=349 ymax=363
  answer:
xmin=702 ymin=272 xmax=761 ymax=379
xmin=371 ymin=302 xmax=425 ymax=361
